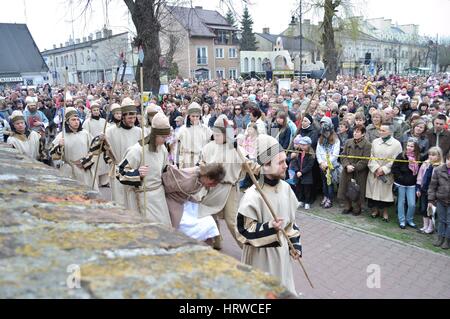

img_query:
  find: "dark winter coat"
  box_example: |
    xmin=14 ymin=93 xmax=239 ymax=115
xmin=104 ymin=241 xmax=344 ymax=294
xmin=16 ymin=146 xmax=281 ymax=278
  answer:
xmin=289 ymin=153 xmax=315 ymax=185
xmin=337 ymin=138 xmax=372 ymax=202
xmin=392 ymin=153 xmax=418 ymax=186
xmin=428 ymin=164 xmax=450 ymax=206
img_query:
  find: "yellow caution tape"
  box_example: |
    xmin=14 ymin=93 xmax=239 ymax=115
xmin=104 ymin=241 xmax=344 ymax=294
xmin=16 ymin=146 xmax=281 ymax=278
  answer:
xmin=286 ymin=150 xmax=422 ymax=164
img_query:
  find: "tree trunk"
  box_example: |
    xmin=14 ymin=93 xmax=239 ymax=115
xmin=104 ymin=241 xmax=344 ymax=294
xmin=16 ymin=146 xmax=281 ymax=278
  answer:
xmin=322 ymin=0 xmax=339 ymax=81
xmin=127 ymin=0 xmax=161 ymax=95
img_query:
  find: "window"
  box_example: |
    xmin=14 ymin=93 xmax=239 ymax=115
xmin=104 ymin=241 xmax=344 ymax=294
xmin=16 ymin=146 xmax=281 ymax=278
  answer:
xmin=197 ymin=47 xmax=208 ymax=65
xmin=81 ymin=53 xmax=84 ymax=65
xmin=216 ymin=68 xmax=225 ymax=79
xmin=55 ymin=57 xmax=59 ymax=68
xmin=251 ymin=58 xmax=256 ymax=72
xmin=215 ymin=48 xmax=224 ymax=59
xmin=229 ymin=68 xmax=237 ymax=79
xmin=216 ymin=30 xmax=228 ymax=45
xmin=229 ymin=48 xmax=237 ymax=59
xmin=257 ymin=58 xmax=262 ymax=72
xmin=244 ymin=58 xmax=249 ymax=72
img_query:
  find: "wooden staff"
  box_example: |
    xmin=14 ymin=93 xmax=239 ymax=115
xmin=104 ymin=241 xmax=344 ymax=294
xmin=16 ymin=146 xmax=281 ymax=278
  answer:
xmin=139 ymin=59 xmax=147 ymax=216
xmin=235 ymin=147 xmax=314 ymax=289
xmin=91 ymin=66 xmax=120 ymax=190
xmin=61 ymin=66 xmax=69 ymax=164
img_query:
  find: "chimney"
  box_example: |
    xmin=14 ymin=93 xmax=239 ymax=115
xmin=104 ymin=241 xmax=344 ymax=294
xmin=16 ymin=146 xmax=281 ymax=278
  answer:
xmin=60 ymin=43 xmax=63 ymax=48
xmin=95 ymin=31 xmax=102 ymax=40
xmin=88 ymin=34 xmax=93 ymax=41
xmin=75 ymin=38 xmax=80 ymax=44
xmin=82 ymin=37 xmax=87 ymax=42
xmin=53 ymin=44 xmax=57 ymax=49
xmin=263 ymin=28 xmax=270 ymax=34
xmin=65 ymin=41 xmax=69 ymax=47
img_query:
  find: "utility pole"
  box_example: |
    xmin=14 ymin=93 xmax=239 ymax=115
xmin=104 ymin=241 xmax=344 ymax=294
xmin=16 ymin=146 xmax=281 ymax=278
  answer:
xmin=299 ymin=0 xmax=303 ymax=81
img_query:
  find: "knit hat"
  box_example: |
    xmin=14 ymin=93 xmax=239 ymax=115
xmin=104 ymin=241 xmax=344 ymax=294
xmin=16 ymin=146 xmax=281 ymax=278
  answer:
xmin=188 ymin=102 xmax=202 ymax=115
xmin=110 ymin=103 xmax=121 ymax=113
xmin=256 ymin=134 xmax=284 ymax=165
xmin=10 ymin=110 xmax=25 ymax=124
xmin=298 ymin=136 xmax=312 ymax=145
xmin=25 ymin=96 xmax=37 ymax=106
xmin=320 ymin=116 xmax=332 ymax=126
xmin=304 ymin=114 xmax=313 ymax=125
xmin=64 ymin=107 xmax=78 ymax=122
xmin=120 ymin=97 xmax=136 ymax=114
xmin=293 ymin=135 xmax=302 ymax=146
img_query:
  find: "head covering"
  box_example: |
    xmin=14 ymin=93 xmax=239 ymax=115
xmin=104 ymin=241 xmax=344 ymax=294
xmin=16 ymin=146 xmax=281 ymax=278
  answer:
xmin=146 ymin=103 xmax=161 ymax=116
xmin=188 ymin=102 xmax=202 ymax=115
xmin=320 ymin=122 xmax=333 ymax=135
xmin=120 ymin=97 xmax=136 ymax=114
xmin=90 ymin=101 xmax=100 ymax=110
xmin=151 ymin=112 xmax=171 ymax=136
xmin=256 ymin=134 xmax=284 ymax=165
xmin=110 ymin=103 xmax=121 ymax=113
xmin=293 ymin=135 xmax=302 ymax=146
xmin=10 ymin=110 xmax=25 ymax=124
xmin=320 ymin=116 xmax=332 ymax=126
xmin=304 ymin=114 xmax=313 ymax=125
xmin=146 ymin=112 xmax=171 ymax=153
xmin=64 ymin=107 xmax=78 ymax=122
xmin=175 ymin=116 xmax=184 ymax=122
xmin=298 ymin=136 xmax=312 ymax=145
xmin=213 ymin=114 xmax=230 ymax=134
xmin=74 ymin=98 xmax=84 ymax=106
xmin=25 ymin=96 xmax=37 ymax=106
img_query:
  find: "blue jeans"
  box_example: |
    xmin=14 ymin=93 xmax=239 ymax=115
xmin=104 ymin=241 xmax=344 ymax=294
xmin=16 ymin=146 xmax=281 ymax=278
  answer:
xmin=436 ymin=201 xmax=450 ymax=238
xmin=320 ymin=170 xmax=334 ymax=201
xmin=396 ymin=185 xmax=416 ymax=226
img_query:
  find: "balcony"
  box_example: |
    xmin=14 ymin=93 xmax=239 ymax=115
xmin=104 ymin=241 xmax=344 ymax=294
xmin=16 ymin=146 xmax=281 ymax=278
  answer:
xmin=197 ymin=57 xmax=208 ymax=65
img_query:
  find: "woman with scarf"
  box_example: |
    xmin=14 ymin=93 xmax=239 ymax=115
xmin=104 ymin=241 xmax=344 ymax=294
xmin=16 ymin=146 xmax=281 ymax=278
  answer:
xmin=366 ymin=124 xmax=403 ymax=222
xmin=316 ymin=122 xmax=341 ymax=209
xmin=392 ymin=138 xmax=421 ymax=229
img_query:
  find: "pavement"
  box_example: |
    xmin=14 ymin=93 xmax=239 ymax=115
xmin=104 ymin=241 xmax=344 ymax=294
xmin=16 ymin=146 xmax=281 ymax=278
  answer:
xmin=99 ymin=187 xmax=450 ymax=299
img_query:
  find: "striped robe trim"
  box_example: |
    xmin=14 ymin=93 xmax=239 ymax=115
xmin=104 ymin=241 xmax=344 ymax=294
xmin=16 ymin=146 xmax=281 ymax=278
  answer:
xmin=116 ymin=159 xmax=142 ymax=187
xmin=286 ymin=222 xmax=302 ymax=255
xmin=236 ymin=213 xmax=281 ymax=248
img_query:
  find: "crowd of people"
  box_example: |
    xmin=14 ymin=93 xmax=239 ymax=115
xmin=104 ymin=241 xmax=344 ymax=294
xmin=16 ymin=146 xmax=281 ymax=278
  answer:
xmin=1 ymin=71 xmax=450 ymax=294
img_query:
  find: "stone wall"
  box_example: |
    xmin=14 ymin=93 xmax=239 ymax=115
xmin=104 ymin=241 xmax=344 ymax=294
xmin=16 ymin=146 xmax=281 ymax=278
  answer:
xmin=0 ymin=143 xmax=293 ymax=299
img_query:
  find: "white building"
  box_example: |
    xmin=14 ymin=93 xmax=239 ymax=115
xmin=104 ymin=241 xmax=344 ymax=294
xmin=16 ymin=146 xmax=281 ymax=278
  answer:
xmin=41 ymin=28 xmax=136 ymax=85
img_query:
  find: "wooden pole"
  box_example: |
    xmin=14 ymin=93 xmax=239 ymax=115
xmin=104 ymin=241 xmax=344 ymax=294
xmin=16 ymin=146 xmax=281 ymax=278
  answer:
xmin=61 ymin=66 xmax=68 ymax=163
xmin=140 ymin=63 xmax=147 ymax=216
xmin=91 ymin=66 xmax=120 ymax=190
xmin=235 ymin=147 xmax=314 ymax=288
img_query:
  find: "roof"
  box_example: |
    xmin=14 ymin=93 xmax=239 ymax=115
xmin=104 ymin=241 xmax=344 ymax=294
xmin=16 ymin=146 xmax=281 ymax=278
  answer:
xmin=41 ymin=32 xmax=128 ymax=55
xmin=0 ymin=23 xmax=48 ymax=74
xmin=167 ymin=6 xmax=236 ymax=37
xmin=256 ymin=33 xmax=316 ymax=51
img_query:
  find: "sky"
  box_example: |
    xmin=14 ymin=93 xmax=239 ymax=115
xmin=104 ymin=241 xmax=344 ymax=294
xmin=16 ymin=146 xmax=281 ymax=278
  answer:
xmin=0 ymin=0 xmax=449 ymax=52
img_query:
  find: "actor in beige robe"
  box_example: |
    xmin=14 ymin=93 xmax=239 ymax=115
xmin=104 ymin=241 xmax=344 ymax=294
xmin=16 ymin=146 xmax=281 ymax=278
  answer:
xmin=83 ymin=115 xmax=109 ymax=186
xmin=178 ymin=123 xmax=211 ymax=168
xmin=105 ymin=123 xmax=142 ymax=206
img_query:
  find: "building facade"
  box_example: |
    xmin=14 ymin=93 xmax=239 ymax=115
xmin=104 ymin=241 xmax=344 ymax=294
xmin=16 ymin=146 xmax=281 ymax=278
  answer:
xmin=281 ymin=17 xmax=433 ymax=76
xmin=160 ymin=6 xmax=240 ymax=81
xmin=41 ymin=28 xmax=135 ymax=85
